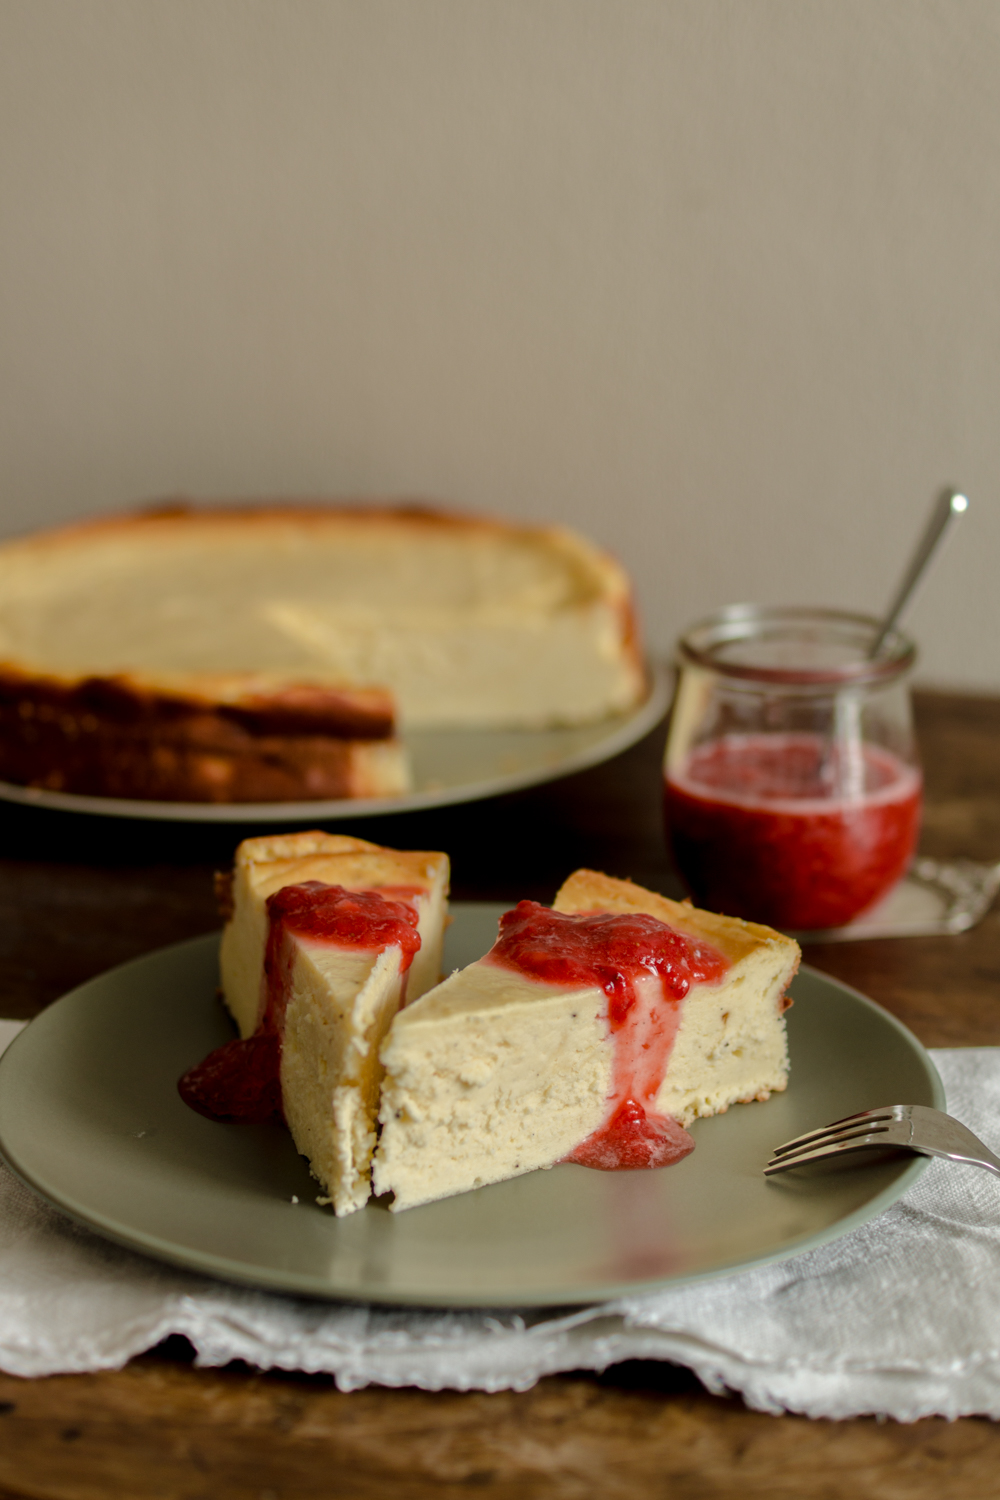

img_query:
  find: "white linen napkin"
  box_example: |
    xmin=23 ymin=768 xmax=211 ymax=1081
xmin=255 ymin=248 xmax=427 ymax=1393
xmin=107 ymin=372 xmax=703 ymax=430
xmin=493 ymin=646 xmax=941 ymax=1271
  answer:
xmin=3 ymin=1017 xmax=1000 ymax=1421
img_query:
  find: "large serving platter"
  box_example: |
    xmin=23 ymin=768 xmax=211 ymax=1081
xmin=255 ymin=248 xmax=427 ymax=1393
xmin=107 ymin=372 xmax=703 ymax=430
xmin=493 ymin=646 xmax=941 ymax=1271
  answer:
xmin=0 ymin=670 xmax=670 ymax=824
xmin=0 ymin=903 xmax=943 ymax=1308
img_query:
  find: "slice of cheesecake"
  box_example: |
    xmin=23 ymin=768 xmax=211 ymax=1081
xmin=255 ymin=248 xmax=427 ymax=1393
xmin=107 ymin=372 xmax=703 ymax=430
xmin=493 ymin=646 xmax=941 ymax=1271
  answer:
xmin=181 ymin=832 xmax=449 ymax=1215
xmin=372 ymin=871 xmax=798 ymax=1212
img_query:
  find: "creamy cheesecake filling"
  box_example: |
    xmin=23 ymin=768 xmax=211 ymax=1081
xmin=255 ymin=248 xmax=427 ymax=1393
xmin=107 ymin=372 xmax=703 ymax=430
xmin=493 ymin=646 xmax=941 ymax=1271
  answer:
xmin=179 ymin=882 xmax=421 ymax=1123
xmin=484 ymin=902 xmax=730 ymax=1170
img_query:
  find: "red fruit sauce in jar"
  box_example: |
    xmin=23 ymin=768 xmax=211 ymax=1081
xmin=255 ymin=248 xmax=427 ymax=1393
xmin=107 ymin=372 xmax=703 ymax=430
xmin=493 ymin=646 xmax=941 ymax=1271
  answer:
xmin=488 ymin=901 xmax=730 ymax=1170
xmin=664 ymin=732 xmax=922 ymax=930
xmin=178 ymin=883 xmax=421 ymax=1124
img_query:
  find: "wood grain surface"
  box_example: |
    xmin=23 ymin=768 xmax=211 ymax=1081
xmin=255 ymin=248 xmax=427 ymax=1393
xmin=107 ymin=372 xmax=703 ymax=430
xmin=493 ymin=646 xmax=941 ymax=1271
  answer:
xmin=0 ymin=687 xmax=998 ymax=1499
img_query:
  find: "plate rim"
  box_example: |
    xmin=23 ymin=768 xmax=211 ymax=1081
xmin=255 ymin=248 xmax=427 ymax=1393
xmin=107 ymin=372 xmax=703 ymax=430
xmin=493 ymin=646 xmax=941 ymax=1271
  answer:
xmin=0 ymin=919 xmax=945 ymax=1308
xmin=0 ymin=669 xmax=670 ymax=825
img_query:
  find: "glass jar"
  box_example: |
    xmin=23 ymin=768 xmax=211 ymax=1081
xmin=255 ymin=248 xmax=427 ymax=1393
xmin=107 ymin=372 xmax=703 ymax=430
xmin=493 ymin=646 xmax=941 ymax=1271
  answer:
xmin=663 ymin=606 xmax=922 ymax=931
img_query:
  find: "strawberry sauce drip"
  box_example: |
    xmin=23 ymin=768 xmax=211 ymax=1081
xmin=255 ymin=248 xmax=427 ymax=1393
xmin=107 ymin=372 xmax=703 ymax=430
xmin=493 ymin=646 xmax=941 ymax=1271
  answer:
xmin=487 ymin=901 xmax=729 ymax=1171
xmin=263 ymin=882 xmax=421 ymax=970
xmin=178 ymin=883 xmax=421 ymax=1124
xmin=176 ymin=1032 xmax=284 ymax=1125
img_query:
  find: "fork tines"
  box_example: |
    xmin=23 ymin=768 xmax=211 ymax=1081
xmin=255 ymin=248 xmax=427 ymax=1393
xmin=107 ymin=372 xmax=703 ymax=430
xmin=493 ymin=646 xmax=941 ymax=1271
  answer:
xmin=764 ymin=1110 xmax=897 ymax=1176
xmin=767 ymin=1104 xmax=1000 ymax=1180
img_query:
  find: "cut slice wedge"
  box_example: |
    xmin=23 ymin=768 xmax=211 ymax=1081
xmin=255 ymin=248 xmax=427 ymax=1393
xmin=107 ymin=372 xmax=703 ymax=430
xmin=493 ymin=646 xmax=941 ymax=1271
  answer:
xmin=373 ymin=871 xmax=798 ymax=1212
xmin=185 ymin=832 xmax=448 ymax=1215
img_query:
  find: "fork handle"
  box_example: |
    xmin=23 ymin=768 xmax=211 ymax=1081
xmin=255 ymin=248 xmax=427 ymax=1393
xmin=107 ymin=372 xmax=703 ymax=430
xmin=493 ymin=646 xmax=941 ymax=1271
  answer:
xmin=916 ymin=1145 xmax=1000 ymax=1177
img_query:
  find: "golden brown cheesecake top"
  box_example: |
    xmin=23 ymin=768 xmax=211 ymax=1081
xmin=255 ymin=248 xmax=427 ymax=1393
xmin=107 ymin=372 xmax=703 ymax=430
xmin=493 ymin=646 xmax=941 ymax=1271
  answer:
xmin=553 ymin=869 xmax=799 ymax=969
xmin=232 ymin=831 xmax=449 ymax=902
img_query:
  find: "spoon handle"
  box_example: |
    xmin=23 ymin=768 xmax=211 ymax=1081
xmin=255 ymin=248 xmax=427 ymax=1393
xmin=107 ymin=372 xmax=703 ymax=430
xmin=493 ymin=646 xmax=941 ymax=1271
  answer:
xmin=869 ymin=488 xmax=968 ymax=658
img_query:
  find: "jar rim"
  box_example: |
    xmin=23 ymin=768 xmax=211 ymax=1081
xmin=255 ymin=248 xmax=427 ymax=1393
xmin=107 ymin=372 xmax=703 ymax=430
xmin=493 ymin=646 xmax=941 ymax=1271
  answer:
xmin=676 ymin=605 xmax=917 ymax=686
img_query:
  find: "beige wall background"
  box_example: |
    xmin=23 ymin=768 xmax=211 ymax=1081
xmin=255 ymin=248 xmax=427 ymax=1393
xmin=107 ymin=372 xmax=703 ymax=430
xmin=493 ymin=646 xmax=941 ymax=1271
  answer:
xmin=0 ymin=1 xmax=996 ymax=688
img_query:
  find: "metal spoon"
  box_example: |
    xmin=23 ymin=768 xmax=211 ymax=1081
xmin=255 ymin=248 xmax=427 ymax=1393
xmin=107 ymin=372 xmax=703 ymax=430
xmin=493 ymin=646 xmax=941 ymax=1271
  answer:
xmin=869 ymin=488 xmax=969 ymax=658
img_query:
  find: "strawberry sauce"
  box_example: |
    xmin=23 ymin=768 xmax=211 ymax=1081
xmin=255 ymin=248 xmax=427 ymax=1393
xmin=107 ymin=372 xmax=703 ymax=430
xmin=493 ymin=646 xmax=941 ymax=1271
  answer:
xmin=178 ymin=883 xmax=421 ymax=1124
xmin=487 ymin=901 xmax=729 ymax=1170
xmin=665 ymin=733 xmax=922 ymax=929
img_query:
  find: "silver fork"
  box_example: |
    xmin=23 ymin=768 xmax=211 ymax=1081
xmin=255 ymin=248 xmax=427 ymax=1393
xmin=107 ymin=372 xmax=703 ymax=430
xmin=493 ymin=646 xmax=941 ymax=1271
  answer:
xmin=765 ymin=1104 xmax=1000 ymax=1177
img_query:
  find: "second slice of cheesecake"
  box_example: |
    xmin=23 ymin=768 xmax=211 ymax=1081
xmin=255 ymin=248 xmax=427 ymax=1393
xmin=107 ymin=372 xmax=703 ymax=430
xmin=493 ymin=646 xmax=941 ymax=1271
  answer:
xmin=372 ymin=871 xmax=799 ymax=1211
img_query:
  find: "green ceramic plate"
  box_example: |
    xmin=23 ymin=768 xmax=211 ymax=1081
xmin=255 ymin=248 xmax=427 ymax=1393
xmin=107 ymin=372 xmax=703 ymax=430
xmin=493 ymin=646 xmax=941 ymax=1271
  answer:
xmin=0 ymin=905 xmax=944 ymax=1307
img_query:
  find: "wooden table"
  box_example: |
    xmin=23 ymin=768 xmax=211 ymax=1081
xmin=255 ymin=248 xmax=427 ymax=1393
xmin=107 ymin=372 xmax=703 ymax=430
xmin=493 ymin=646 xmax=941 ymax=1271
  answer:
xmin=1 ymin=688 xmax=999 ymax=1499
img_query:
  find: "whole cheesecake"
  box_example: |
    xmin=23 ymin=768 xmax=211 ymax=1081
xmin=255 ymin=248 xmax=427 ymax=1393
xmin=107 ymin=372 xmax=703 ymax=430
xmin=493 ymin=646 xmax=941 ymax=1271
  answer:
xmin=0 ymin=502 xmax=645 ymax=802
xmin=372 ymin=871 xmax=799 ymax=1212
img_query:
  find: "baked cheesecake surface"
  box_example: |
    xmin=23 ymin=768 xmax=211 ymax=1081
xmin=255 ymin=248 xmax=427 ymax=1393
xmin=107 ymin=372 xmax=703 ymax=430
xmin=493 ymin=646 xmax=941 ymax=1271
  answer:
xmin=373 ymin=872 xmax=798 ymax=1212
xmin=0 ymin=503 xmax=645 ymax=799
